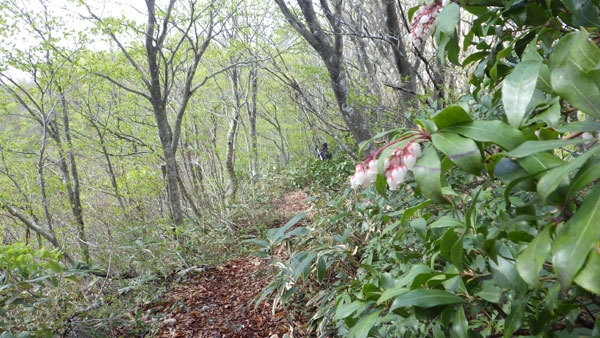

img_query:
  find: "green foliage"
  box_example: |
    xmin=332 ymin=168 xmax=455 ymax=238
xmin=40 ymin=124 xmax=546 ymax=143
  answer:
xmin=287 ymin=152 xmax=355 ymax=191
xmin=256 ymin=0 xmax=600 ymax=336
xmin=0 ymin=244 xmax=80 ymax=335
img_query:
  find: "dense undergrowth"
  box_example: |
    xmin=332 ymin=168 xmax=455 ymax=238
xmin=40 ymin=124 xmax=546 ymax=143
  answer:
xmin=253 ymin=1 xmax=600 ymax=336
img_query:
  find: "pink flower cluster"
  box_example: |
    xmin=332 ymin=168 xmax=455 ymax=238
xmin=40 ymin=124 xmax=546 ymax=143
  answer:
xmin=407 ymin=0 xmax=450 ymax=45
xmin=350 ymin=141 xmax=422 ymax=191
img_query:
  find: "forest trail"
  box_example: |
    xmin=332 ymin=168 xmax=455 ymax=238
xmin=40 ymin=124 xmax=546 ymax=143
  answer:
xmin=146 ymin=191 xmax=309 ymax=337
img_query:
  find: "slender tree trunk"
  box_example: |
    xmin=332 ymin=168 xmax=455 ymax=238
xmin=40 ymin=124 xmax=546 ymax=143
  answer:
xmin=145 ymin=0 xmax=184 ymax=228
xmin=383 ymin=0 xmax=417 ymax=111
xmin=52 ymin=90 xmax=91 ymax=264
xmin=248 ymin=67 xmax=259 ymax=179
xmin=225 ymin=66 xmax=241 ymax=201
xmin=274 ymin=0 xmax=374 ymax=156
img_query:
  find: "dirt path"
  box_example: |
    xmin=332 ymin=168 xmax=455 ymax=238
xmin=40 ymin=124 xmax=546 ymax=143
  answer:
xmin=148 ymin=190 xmax=309 ymax=337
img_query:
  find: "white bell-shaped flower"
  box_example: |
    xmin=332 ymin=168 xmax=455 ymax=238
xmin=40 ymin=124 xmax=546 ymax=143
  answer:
xmin=392 ymin=165 xmax=407 ymax=183
xmin=387 ymin=175 xmax=399 ymax=191
xmin=403 ymin=153 xmax=417 ymax=169
xmin=407 ymin=142 xmax=421 ymax=158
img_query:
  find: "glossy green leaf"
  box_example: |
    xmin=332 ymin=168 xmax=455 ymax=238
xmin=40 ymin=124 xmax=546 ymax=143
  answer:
xmin=475 ymin=280 xmax=503 ymax=303
xmin=517 ymin=152 xmax=565 ymax=176
xmin=535 ymin=99 xmax=560 ymax=126
xmin=389 ymin=289 xmax=464 ymax=310
xmin=444 ymin=121 xmax=525 ymax=150
xmin=574 ymin=243 xmax=600 ymax=295
xmin=440 ymin=228 xmax=459 ymax=260
xmin=430 ymin=216 xmax=464 ymax=228
xmin=551 ymin=63 xmax=600 ymax=119
xmin=450 ymin=305 xmax=468 ymax=338
xmin=506 ymin=138 xmax=590 ymax=158
xmin=494 ymin=157 xmax=529 ymax=183
xmin=377 ymin=287 xmax=409 ymax=305
xmin=450 ymin=238 xmax=463 ymax=271
xmin=395 ymin=264 xmax=432 ymax=288
xmin=537 ymin=145 xmax=600 ymax=201
xmin=567 ymin=157 xmax=600 ymax=199
xmin=437 ymin=3 xmax=460 ymax=35
xmin=502 ymin=60 xmax=541 ymax=128
xmin=334 ymin=300 xmax=373 ymax=321
xmin=432 ymin=106 xmax=472 ymax=130
xmin=414 ymin=147 xmax=447 ymax=204
xmin=489 ymin=254 xmax=527 ymax=292
xmin=552 ymin=183 xmax=600 ymax=287
xmin=348 ymin=309 xmax=383 ymax=338
xmin=516 ymin=227 xmax=552 ymax=287
xmin=432 ymin=132 xmax=481 ymax=174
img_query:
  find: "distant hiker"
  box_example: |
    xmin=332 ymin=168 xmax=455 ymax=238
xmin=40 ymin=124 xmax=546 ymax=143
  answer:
xmin=317 ymin=143 xmax=332 ymax=160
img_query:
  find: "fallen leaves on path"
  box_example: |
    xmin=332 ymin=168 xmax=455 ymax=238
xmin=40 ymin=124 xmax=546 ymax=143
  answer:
xmin=142 ymin=191 xmax=310 ymax=337
xmin=148 ymin=257 xmax=288 ymax=337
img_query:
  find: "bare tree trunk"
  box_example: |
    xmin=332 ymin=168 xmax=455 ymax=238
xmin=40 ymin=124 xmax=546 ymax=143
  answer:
xmin=225 ymin=66 xmax=241 ymax=201
xmin=58 ymin=91 xmax=90 ymax=264
xmin=247 ymin=67 xmax=259 ymax=179
xmin=274 ymin=0 xmax=374 ymax=156
xmin=84 ymin=0 xmax=217 ymax=233
xmin=382 ymin=0 xmax=417 ymax=111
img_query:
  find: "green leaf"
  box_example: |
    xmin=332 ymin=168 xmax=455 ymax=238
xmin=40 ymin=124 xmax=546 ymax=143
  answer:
xmin=517 ymin=152 xmax=565 ymax=176
xmin=506 ymin=138 xmax=591 ymax=158
xmin=535 ymin=99 xmax=561 ymax=127
xmin=430 ymin=216 xmax=464 ymax=228
xmin=432 ymin=106 xmax=472 ymax=130
xmin=334 ymin=300 xmax=373 ymax=321
xmin=317 ymin=256 xmax=326 ymax=283
xmin=504 ymin=296 xmax=527 ymax=338
xmin=451 ymin=238 xmax=464 ymax=271
xmin=432 ymin=132 xmax=482 ymax=174
xmin=566 ymin=157 xmax=600 ymax=199
xmin=348 ymin=309 xmax=383 ymax=338
xmin=516 ymin=227 xmax=552 ymax=287
xmin=537 ymin=145 xmax=600 ymax=201
xmin=554 ymin=121 xmax=600 ymax=133
xmin=389 ymin=289 xmax=464 ymax=310
xmin=494 ymin=157 xmax=529 ymax=183
xmin=377 ymin=286 xmax=409 ymax=305
xmin=414 ymin=147 xmax=447 ymax=204
xmin=574 ymin=243 xmax=600 ymax=295
xmin=475 ymin=280 xmax=503 ymax=303
xmin=395 ymin=264 xmax=432 ymax=288
xmin=436 ymin=3 xmax=460 ymax=35
xmin=266 ymin=211 xmax=308 ymax=244
xmin=489 ymin=254 xmax=527 ymax=292
xmin=441 ymin=228 xmax=459 ymax=260
xmin=444 ymin=121 xmax=525 ymax=150
xmin=552 ymin=183 xmax=600 ymax=287
xmin=551 ymin=63 xmax=600 ymax=119
xmin=502 ymin=60 xmax=541 ymax=128
xmin=400 ymin=200 xmax=432 ymax=225
xmin=358 ymin=129 xmax=406 ymax=159
xmin=450 ymin=305 xmax=468 ymax=338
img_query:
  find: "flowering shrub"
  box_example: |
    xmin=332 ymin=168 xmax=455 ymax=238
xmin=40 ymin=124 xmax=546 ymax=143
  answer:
xmin=257 ymin=0 xmax=600 ymax=336
xmin=351 ymin=138 xmax=423 ymax=190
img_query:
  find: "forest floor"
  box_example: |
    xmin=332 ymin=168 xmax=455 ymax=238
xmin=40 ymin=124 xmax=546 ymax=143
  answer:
xmin=139 ymin=190 xmax=310 ymax=337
